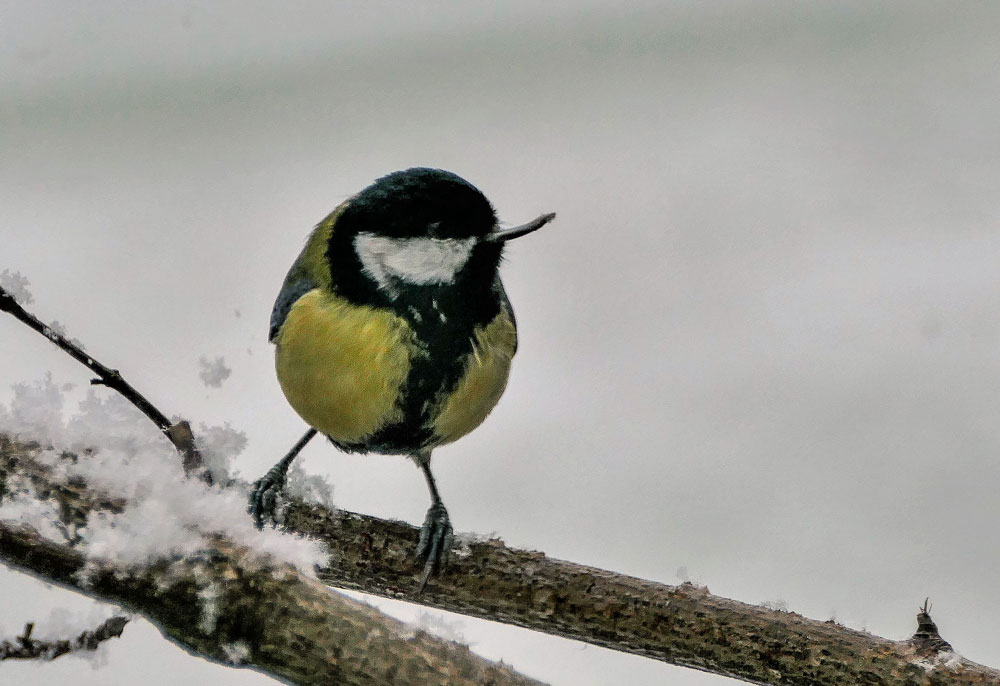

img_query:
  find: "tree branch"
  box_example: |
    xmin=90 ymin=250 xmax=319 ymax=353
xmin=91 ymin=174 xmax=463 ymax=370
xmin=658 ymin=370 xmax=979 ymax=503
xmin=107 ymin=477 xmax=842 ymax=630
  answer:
xmin=3 ymin=435 xmax=997 ymax=685
xmin=0 ymin=616 xmax=129 ymax=661
xmin=0 ymin=437 xmax=545 ymax=686
xmin=279 ymin=499 xmax=999 ymax=685
xmin=0 ymin=285 xmax=204 ymax=478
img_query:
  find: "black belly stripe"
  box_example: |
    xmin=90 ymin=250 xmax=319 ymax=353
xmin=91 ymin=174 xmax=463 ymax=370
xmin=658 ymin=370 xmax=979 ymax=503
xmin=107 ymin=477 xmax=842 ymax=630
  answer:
xmin=332 ymin=278 xmax=507 ymax=455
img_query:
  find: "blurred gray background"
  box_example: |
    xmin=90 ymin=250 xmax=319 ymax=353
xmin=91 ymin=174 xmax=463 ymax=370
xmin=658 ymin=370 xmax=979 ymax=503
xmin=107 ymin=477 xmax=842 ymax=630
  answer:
xmin=2 ymin=2 xmax=999 ymax=684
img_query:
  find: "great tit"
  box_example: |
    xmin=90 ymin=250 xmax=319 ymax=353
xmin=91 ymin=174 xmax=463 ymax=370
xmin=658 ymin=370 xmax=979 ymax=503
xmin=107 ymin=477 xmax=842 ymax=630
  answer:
xmin=249 ymin=167 xmax=554 ymax=585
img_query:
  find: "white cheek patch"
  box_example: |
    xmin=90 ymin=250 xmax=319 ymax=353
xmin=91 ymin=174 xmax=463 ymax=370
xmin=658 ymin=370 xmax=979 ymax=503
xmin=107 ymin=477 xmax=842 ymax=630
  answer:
xmin=354 ymin=233 xmax=476 ymax=296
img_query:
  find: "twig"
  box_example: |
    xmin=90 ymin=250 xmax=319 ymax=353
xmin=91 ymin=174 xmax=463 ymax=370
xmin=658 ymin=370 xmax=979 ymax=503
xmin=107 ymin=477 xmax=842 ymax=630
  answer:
xmin=0 ymin=285 xmax=206 ymax=480
xmin=0 ymin=616 xmax=130 ymax=661
xmin=912 ymin=598 xmax=954 ymax=656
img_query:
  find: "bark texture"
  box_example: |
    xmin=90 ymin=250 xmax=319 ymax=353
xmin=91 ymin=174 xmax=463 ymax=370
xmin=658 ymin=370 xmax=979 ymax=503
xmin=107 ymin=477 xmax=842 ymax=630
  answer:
xmin=0 ymin=437 xmax=545 ymax=686
xmin=3 ymin=434 xmax=999 ymax=685
xmin=286 ymin=492 xmax=999 ymax=686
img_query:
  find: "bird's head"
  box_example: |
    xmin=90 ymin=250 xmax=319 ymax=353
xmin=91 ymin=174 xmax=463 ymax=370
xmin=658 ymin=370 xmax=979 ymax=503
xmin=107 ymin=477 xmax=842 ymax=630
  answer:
xmin=325 ymin=168 xmax=554 ymax=305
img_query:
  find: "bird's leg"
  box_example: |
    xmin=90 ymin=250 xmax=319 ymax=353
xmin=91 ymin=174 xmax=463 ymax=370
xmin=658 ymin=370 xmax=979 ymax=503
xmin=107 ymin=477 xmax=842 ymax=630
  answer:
xmin=248 ymin=427 xmax=318 ymax=528
xmin=414 ymin=451 xmax=454 ymax=591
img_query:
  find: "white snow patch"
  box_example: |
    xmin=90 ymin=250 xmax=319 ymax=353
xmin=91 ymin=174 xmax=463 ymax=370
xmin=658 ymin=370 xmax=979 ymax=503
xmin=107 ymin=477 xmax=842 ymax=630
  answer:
xmin=914 ymin=650 xmax=963 ymax=672
xmin=4 ymin=374 xmax=72 ymax=444
xmin=0 ymin=474 xmax=70 ymax=543
xmin=196 ymin=421 xmax=247 ymax=482
xmin=65 ymin=389 xmax=165 ymax=457
xmin=222 ymin=640 xmax=251 ymax=664
xmin=197 ymin=581 xmax=223 ymax=634
xmin=198 ymin=355 xmax=232 ymax=388
xmin=450 ymin=531 xmax=500 ymax=559
xmin=414 ymin=610 xmax=467 ymax=644
xmin=0 ymin=377 xmax=328 ymax=579
xmin=40 ymin=319 xmax=85 ymax=350
xmin=1 ymin=269 xmax=34 ymax=304
xmin=71 ymin=449 xmax=327 ymax=576
xmin=286 ymin=460 xmax=335 ymax=509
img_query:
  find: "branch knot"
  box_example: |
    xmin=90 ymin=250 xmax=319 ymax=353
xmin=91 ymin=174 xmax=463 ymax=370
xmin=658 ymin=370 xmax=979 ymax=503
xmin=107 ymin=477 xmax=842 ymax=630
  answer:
xmin=910 ymin=599 xmax=953 ymax=657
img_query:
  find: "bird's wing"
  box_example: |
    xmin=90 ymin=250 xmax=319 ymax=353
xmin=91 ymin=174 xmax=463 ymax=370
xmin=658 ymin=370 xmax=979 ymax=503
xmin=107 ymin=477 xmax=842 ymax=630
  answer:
xmin=270 ymin=201 xmax=353 ymax=342
xmin=269 ymin=248 xmax=318 ymax=342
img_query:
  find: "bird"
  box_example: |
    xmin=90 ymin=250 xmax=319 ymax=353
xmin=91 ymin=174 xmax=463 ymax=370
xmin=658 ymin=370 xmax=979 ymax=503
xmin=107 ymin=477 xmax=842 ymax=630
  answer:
xmin=249 ymin=167 xmax=554 ymax=587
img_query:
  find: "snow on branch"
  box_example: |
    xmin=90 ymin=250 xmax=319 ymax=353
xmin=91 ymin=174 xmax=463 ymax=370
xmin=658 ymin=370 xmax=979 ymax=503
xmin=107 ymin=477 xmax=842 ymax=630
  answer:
xmin=0 ymin=279 xmax=204 ymax=477
xmin=4 ymin=434 xmax=998 ymax=686
xmin=0 ymin=438 xmax=545 ymax=686
xmin=0 ymin=616 xmax=129 ymax=661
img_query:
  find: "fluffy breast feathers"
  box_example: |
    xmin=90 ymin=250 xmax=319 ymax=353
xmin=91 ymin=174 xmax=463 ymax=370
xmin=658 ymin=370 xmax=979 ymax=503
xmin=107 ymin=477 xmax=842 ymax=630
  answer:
xmin=274 ymin=289 xmax=412 ymax=443
xmin=274 ymin=288 xmax=517 ymax=451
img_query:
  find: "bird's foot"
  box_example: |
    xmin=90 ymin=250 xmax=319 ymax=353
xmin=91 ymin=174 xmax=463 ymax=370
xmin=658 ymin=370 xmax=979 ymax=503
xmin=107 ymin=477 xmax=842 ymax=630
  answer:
xmin=248 ymin=465 xmax=287 ymax=529
xmin=248 ymin=428 xmax=317 ymax=529
xmin=415 ymin=502 xmax=453 ymax=591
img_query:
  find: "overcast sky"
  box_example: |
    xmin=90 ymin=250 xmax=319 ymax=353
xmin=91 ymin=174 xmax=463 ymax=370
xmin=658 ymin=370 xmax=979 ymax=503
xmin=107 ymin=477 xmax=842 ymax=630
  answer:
xmin=2 ymin=2 xmax=1000 ymax=684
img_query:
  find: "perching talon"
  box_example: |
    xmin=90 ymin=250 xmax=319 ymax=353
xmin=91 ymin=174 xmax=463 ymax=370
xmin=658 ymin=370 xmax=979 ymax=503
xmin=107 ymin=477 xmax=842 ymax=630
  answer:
xmin=416 ymin=501 xmax=454 ymax=590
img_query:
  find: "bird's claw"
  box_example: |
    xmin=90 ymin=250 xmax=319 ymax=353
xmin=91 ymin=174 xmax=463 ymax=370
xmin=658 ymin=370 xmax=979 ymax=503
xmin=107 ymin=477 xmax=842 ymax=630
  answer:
xmin=248 ymin=468 xmax=286 ymax=529
xmin=416 ymin=502 xmax=453 ymax=591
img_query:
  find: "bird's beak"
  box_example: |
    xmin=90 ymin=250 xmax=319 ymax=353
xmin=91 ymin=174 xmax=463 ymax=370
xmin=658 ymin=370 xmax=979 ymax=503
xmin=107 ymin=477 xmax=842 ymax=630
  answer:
xmin=486 ymin=212 xmax=556 ymax=243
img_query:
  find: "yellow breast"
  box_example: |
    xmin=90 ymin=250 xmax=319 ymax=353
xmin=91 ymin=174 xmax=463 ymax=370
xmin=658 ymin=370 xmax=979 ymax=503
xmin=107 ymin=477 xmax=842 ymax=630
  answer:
xmin=430 ymin=309 xmax=517 ymax=447
xmin=274 ymin=289 xmax=414 ymax=443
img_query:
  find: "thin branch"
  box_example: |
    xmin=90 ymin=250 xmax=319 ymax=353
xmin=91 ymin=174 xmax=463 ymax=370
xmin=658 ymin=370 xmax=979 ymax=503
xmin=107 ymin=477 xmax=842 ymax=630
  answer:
xmin=0 ymin=616 xmax=130 ymax=661
xmin=0 ymin=285 xmax=205 ymax=479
